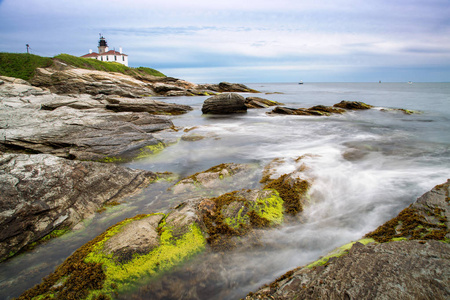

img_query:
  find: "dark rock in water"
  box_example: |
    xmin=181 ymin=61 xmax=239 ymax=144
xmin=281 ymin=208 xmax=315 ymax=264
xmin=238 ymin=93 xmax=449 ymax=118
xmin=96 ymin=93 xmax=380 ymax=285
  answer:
xmin=245 ymin=97 xmax=284 ymax=109
xmin=268 ymin=106 xmax=324 ymax=116
xmin=198 ymin=82 xmax=259 ymax=93
xmin=201 ymin=93 xmax=247 ymax=114
xmin=246 ymin=180 xmax=450 ymax=300
xmin=333 ymin=100 xmax=373 ymax=110
xmin=0 ymin=153 xmax=155 ymax=262
xmin=309 ymin=105 xmax=346 ymax=114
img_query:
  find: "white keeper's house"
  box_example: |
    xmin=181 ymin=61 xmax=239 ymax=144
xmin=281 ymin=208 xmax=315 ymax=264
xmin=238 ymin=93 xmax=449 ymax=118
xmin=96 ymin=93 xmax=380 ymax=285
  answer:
xmin=81 ymin=35 xmax=128 ymax=67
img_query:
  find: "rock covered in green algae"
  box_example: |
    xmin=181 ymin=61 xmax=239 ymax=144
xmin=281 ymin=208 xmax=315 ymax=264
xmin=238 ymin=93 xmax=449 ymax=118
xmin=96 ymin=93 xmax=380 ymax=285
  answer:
xmin=17 ymin=162 xmax=312 ymax=299
xmin=18 ymin=212 xmax=206 ymax=300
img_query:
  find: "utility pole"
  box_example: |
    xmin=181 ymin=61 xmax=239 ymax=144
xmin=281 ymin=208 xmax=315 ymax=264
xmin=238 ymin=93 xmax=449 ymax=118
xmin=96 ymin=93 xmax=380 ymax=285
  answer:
xmin=26 ymin=44 xmax=30 ymax=54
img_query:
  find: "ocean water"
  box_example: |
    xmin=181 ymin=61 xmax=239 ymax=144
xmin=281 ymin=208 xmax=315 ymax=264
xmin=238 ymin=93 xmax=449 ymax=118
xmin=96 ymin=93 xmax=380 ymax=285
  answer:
xmin=1 ymin=82 xmax=449 ymax=299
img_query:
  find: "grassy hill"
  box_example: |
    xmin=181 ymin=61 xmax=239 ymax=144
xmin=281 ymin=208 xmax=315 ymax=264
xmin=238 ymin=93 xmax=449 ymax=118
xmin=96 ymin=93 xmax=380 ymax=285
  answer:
xmin=0 ymin=53 xmax=53 ymax=81
xmin=0 ymin=52 xmax=166 ymax=81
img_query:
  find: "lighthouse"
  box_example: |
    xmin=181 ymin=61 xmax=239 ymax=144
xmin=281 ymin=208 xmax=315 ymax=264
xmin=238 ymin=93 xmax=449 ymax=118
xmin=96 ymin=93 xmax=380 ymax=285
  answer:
xmin=81 ymin=34 xmax=129 ymax=67
xmin=98 ymin=35 xmax=109 ymax=54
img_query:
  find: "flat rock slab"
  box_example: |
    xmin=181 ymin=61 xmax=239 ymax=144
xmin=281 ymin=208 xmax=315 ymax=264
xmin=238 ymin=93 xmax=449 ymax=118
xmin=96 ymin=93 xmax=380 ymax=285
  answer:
xmin=0 ymin=153 xmax=155 ymax=261
xmin=249 ymin=240 xmax=450 ymax=300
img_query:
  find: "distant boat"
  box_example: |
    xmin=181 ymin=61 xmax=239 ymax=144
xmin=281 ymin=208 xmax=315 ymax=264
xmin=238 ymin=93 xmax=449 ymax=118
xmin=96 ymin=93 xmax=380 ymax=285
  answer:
xmin=408 ymin=81 xmax=413 ymax=84
xmin=299 ymin=80 xmax=303 ymax=85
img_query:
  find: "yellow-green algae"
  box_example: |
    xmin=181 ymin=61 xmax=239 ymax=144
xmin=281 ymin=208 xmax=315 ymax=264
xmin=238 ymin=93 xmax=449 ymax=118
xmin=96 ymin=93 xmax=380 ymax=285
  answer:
xmin=306 ymin=238 xmax=375 ymax=269
xmin=135 ymin=142 xmax=165 ymax=160
xmin=205 ymin=189 xmax=284 ymax=250
xmin=252 ymin=190 xmax=284 ymax=226
xmin=19 ymin=213 xmax=206 ymax=300
xmin=85 ymin=218 xmax=206 ymax=299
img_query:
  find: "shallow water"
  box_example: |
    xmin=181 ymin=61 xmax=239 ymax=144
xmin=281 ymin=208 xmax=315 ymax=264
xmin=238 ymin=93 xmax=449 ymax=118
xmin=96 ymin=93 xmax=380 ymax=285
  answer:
xmin=1 ymin=82 xmax=449 ymax=299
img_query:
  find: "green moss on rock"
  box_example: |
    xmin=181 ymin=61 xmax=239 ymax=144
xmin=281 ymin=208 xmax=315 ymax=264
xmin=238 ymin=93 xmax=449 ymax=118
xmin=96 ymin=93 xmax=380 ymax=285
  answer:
xmin=18 ymin=213 xmax=206 ymax=300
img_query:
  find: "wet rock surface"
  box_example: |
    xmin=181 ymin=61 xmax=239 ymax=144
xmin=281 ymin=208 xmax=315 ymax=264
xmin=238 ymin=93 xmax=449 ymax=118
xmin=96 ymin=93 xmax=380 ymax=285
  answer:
xmin=202 ymin=93 xmax=248 ymax=114
xmin=0 ymin=153 xmax=155 ymax=262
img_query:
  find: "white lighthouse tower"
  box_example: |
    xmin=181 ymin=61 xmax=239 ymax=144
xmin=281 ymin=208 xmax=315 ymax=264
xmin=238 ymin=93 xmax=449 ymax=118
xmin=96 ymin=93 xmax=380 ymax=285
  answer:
xmin=81 ymin=34 xmax=129 ymax=67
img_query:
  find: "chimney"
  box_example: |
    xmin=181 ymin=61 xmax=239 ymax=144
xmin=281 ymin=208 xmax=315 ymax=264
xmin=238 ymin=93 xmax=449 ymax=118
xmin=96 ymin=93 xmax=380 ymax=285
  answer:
xmin=119 ymin=47 xmax=123 ymax=54
xmin=89 ymin=49 xmax=92 ymax=54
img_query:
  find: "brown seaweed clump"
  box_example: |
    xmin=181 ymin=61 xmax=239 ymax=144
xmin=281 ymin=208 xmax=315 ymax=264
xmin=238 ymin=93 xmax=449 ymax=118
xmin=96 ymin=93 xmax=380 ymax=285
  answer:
xmin=365 ymin=206 xmax=448 ymax=243
xmin=262 ymin=174 xmax=310 ymax=216
xmin=202 ymin=191 xmax=250 ymax=250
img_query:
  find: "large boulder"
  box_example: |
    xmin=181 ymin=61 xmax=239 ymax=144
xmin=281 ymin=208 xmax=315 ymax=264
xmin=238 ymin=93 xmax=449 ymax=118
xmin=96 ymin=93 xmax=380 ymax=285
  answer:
xmin=201 ymin=93 xmax=248 ymax=114
xmin=0 ymin=153 xmax=155 ymax=262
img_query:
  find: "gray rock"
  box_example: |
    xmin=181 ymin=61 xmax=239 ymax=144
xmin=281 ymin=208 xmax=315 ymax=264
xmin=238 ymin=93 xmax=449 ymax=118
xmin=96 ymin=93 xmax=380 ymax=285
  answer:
xmin=103 ymin=214 xmax=164 ymax=263
xmin=247 ymin=240 xmax=450 ymax=300
xmin=201 ymin=93 xmax=247 ymax=114
xmin=106 ymin=98 xmax=193 ymax=115
xmin=0 ymin=80 xmax=176 ymax=161
xmin=0 ymin=105 xmax=173 ymax=161
xmin=0 ymin=153 xmax=155 ymax=261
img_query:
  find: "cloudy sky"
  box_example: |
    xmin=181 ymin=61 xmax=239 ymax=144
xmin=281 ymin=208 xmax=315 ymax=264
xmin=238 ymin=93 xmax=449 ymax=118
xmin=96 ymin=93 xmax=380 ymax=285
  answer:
xmin=1 ymin=0 xmax=449 ymax=83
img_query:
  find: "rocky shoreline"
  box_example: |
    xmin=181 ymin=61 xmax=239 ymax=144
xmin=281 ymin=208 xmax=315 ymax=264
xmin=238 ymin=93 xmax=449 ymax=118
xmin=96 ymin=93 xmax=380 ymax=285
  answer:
xmin=1 ymin=66 xmax=448 ymax=299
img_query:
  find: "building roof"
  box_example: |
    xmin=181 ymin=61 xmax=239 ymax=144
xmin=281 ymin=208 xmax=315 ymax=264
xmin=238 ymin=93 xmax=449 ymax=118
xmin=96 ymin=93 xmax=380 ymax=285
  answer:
xmin=81 ymin=52 xmax=99 ymax=58
xmin=81 ymin=50 xmax=128 ymax=58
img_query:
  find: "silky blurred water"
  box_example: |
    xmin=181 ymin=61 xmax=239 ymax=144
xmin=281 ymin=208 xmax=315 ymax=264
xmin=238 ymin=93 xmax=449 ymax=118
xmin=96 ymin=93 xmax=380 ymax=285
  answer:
xmin=1 ymin=82 xmax=449 ymax=299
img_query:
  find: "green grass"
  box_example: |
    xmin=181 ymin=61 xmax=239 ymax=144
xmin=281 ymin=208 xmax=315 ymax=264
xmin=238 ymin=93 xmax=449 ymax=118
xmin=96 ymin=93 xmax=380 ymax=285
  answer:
xmin=0 ymin=52 xmax=166 ymax=81
xmin=55 ymin=54 xmax=166 ymax=77
xmin=0 ymin=53 xmax=53 ymax=80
